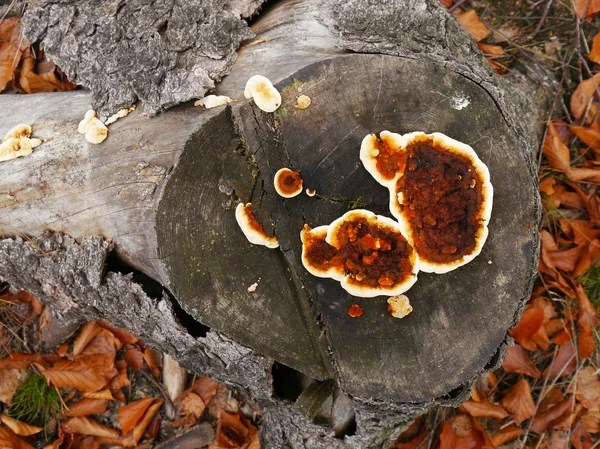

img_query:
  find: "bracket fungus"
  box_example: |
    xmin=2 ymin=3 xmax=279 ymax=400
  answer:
xmin=244 ymin=75 xmax=281 ymax=113
xmin=78 ymin=110 xmax=108 ymax=144
xmin=301 ymin=209 xmax=419 ymax=298
xmin=360 ymin=131 xmax=493 ymax=274
xmin=235 ymin=203 xmax=279 ymax=249
xmin=387 ymin=295 xmax=413 ymax=319
xmin=194 ymin=95 xmax=235 ymax=109
xmin=274 ymin=168 xmax=303 ymax=198
xmin=0 ymin=124 xmax=42 ymax=162
xmin=105 ymin=105 xmax=136 ymax=125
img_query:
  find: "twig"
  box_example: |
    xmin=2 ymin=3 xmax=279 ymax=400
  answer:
xmin=139 ymin=368 xmax=176 ymax=419
xmin=532 ymin=0 xmax=554 ymax=38
xmin=449 ymin=0 xmax=469 ymax=13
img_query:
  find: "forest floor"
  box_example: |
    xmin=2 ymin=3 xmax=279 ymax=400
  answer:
xmin=0 ymin=1 xmax=600 ymax=448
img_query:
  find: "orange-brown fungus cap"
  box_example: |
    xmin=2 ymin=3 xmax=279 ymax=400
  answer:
xmin=360 ymin=131 xmax=493 ymax=274
xmin=235 ymin=203 xmax=279 ymax=248
xmin=274 ymin=168 xmax=303 ymax=198
xmin=300 ymin=210 xmax=419 ymax=298
xmin=348 ymin=304 xmax=363 ymax=317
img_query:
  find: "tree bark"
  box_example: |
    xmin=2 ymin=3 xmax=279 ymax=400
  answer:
xmin=0 ymin=0 xmax=546 ymax=447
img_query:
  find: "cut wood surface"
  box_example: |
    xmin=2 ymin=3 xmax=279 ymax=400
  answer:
xmin=0 ymin=0 xmax=540 ymax=435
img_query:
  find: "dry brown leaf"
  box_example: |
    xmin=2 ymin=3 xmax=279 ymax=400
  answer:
xmin=73 ymin=322 xmax=102 ymax=357
xmin=548 ymin=246 xmax=586 ymax=273
xmin=39 ymin=354 xmax=118 ymax=392
xmin=131 ymin=400 xmax=163 ymax=445
xmin=66 ymin=399 xmax=109 ymax=417
xmin=540 ymin=387 xmax=565 ymax=413
xmin=575 ymin=283 xmax=600 ymax=328
xmin=78 ymin=436 xmax=100 ymax=449
xmin=142 ymin=347 xmax=160 ymax=379
xmin=181 ymin=392 xmax=206 ymax=419
xmin=571 ymin=73 xmax=600 ymax=120
xmin=0 ymin=425 xmax=35 ymax=449
xmin=0 ymin=353 xmax=48 ymax=370
xmin=509 ymin=308 xmax=545 ymax=346
xmin=81 ymin=330 xmax=116 ymax=356
xmin=578 ymin=325 xmax=595 ymax=359
xmin=108 ymin=360 xmax=129 ymax=390
xmin=457 ymin=11 xmax=491 ymax=42
xmin=543 ymin=122 xmax=571 ymax=172
xmin=583 ymin=407 xmax=600 ymax=433
xmin=439 ymin=0 xmax=453 ymax=7
xmin=577 ymin=0 xmax=600 ymax=19
xmin=544 ymin=343 xmax=576 ymax=379
xmin=65 ymin=417 xmax=120 ymax=439
xmin=98 ymin=322 xmax=138 ymax=346
xmin=461 ymin=399 xmax=508 ymax=419
xmin=572 ymin=366 xmax=600 ymax=409
xmin=502 ymin=345 xmax=541 ymax=378
xmin=0 ymin=369 xmax=26 ymax=405
xmin=119 ymin=398 xmax=154 ymax=435
xmin=82 ymin=389 xmax=115 ymax=400
xmin=491 ymin=425 xmax=522 ymax=447
xmin=124 ymin=345 xmax=145 ymax=370
xmin=569 ymin=125 xmax=600 ymax=154
xmin=477 ymin=42 xmax=504 ymax=56
xmin=439 ymin=415 xmax=485 ymax=449
xmin=213 ymin=409 xmax=251 ymax=448
xmin=501 ymin=378 xmax=536 ymax=425
xmin=530 ymin=397 xmax=575 ymax=434
xmin=567 ymin=166 xmax=600 ymax=183
xmin=0 ymin=415 xmax=43 ymax=436
xmin=591 ymin=32 xmax=600 ymax=65
xmin=189 ymin=376 xmax=219 ymax=404
xmin=144 ymin=413 xmax=161 ymax=440
xmin=112 ymin=389 xmax=127 ymax=403
xmin=571 ymin=422 xmax=594 ymax=449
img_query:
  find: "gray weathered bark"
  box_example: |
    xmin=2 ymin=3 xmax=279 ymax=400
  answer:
xmin=0 ymin=0 xmax=547 ymax=447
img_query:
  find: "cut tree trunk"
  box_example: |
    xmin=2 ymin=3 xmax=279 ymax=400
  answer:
xmin=0 ymin=0 xmax=545 ymax=447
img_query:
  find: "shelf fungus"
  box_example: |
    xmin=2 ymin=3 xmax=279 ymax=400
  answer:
xmin=78 ymin=110 xmax=108 ymax=144
xmin=194 ymin=95 xmax=235 ymax=109
xmin=244 ymin=75 xmax=281 ymax=113
xmin=0 ymin=124 xmax=42 ymax=162
xmin=301 ymin=210 xmax=419 ymax=298
xmin=387 ymin=295 xmax=413 ymax=319
xmin=274 ymin=168 xmax=303 ymax=198
xmin=235 ymin=203 xmax=279 ymax=249
xmin=360 ymin=131 xmax=493 ymax=274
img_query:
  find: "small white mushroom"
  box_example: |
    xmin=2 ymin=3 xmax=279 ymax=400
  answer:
xmin=194 ymin=95 xmax=235 ymax=109
xmin=3 ymin=124 xmax=31 ymax=142
xmin=105 ymin=105 xmax=136 ymax=125
xmin=0 ymin=138 xmax=34 ymax=162
xmin=244 ymin=75 xmax=281 ymax=113
xmin=78 ymin=110 xmax=98 ymax=134
xmin=387 ymin=295 xmax=413 ymax=319
xmin=85 ymin=121 xmax=108 ymax=144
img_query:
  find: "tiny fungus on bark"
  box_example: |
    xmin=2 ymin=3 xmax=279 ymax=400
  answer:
xmin=296 ymin=95 xmax=311 ymax=109
xmin=274 ymin=168 xmax=303 ymax=198
xmin=235 ymin=203 xmax=279 ymax=249
xmin=360 ymin=131 xmax=493 ymax=274
xmin=305 ymin=188 xmax=316 ymax=197
xmin=244 ymin=75 xmax=281 ymax=113
xmin=387 ymin=295 xmax=413 ymax=319
xmin=194 ymin=95 xmax=235 ymax=109
xmin=105 ymin=105 xmax=136 ymax=125
xmin=0 ymin=124 xmax=42 ymax=162
xmin=348 ymin=304 xmax=364 ymax=317
xmin=301 ymin=209 xmax=419 ymax=298
xmin=78 ymin=110 xmax=108 ymax=144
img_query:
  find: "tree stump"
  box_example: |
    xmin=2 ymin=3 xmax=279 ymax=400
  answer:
xmin=0 ymin=0 xmax=544 ymax=447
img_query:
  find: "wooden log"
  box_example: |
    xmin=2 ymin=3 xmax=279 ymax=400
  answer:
xmin=0 ymin=0 xmax=544 ymax=446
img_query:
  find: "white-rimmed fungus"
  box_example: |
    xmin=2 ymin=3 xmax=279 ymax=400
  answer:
xmin=297 ymin=95 xmax=311 ymax=109
xmin=0 ymin=124 xmax=43 ymax=162
xmin=105 ymin=105 xmax=136 ymax=125
xmin=194 ymin=95 xmax=235 ymax=109
xmin=274 ymin=168 xmax=303 ymax=198
xmin=78 ymin=110 xmax=108 ymax=144
xmin=235 ymin=203 xmax=279 ymax=249
xmin=244 ymin=75 xmax=281 ymax=113
xmin=387 ymin=295 xmax=413 ymax=319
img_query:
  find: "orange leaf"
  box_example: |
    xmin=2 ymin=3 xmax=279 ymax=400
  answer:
xmin=108 ymin=360 xmax=130 ymax=390
xmin=144 ymin=413 xmax=161 ymax=440
xmin=477 ymin=42 xmax=504 ymax=56
xmin=98 ymin=322 xmax=138 ymax=346
xmin=571 ymin=422 xmax=594 ymax=449
xmin=131 ymin=399 xmax=163 ymax=444
xmin=543 ymin=122 xmax=571 ymax=171
xmin=0 ymin=415 xmax=43 ymax=436
xmin=491 ymin=425 xmax=521 ymax=447
xmin=181 ymin=392 xmax=206 ymax=419
xmin=509 ymin=308 xmax=545 ymax=345
xmin=0 ymin=369 xmax=26 ymax=405
xmin=549 ymin=245 xmax=586 ymax=273
xmin=502 ymin=345 xmax=541 ymax=378
xmin=544 ymin=342 xmax=576 ymax=379
xmin=439 ymin=415 xmax=485 ymax=449
xmin=73 ymin=322 xmax=102 ymax=357
xmin=189 ymin=377 xmax=219 ymax=404
xmin=118 ymin=398 xmax=154 ymax=435
xmin=501 ymin=378 xmax=536 ymax=425
xmin=571 ymin=73 xmax=600 ymax=120
xmin=569 ymin=125 xmax=600 ymax=153
xmin=0 ymin=425 xmax=34 ymax=449
xmin=214 ymin=409 xmax=250 ymax=448
xmin=439 ymin=0 xmax=453 ymax=7
xmin=576 ymin=0 xmax=600 ymax=19
xmin=545 ymin=319 xmax=567 ymax=338
xmin=40 ymin=354 xmax=118 ymax=392
xmin=567 ymin=166 xmax=600 ymax=183
xmin=112 ymin=389 xmax=127 ymax=403
xmin=124 ymin=345 xmax=145 ymax=370
xmin=531 ymin=324 xmax=550 ymax=351
xmin=461 ymin=399 xmax=508 ymax=419
xmin=540 ymin=387 xmax=565 ymax=413
xmin=142 ymin=347 xmax=160 ymax=379
xmin=572 ymin=366 xmax=600 ymax=409
xmin=554 ymin=329 xmax=572 ymax=345
xmin=591 ymin=32 xmax=600 ymax=64
xmin=0 ymin=353 xmax=48 ymax=370
xmin=583 ymin=408 xmax=600 ymax=433
xmin=457 ymin=11 xmax=491 ymax=42
xmin=78 ymin=437 xmax=101 ymax=449
xmin=81 ymin=330 xmax=116 ymax=356
xmin=531 ymin=397 xmax=575 ymax=433
xmin=66 ymin=399 xmax=109 ymax=417
xmin=578 ymin=325 xmax=596 ymax=359
xmin=65 ymin=417 xmax=120 ymax=439
xmin=575 ymin=283 xmax=600 ymax=328
xmin=82 ymin=389 xmax=115 ymax=400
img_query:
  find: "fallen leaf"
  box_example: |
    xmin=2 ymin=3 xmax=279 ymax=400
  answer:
xmin=576 ymin=0 xmax=600 ymax=19
xmin=181 ymin=392 xmax=206 ymax=419
xmin=82 ymin=389 xmax=115 ymax=400
xmin=439 ymin=0 xmax=453 ymax=7
xmin=457 ymin=11 xmax=491 ymax=42
xmin=73 ymin=322 xmax=102 ymax=357
xmin=571 ymin=422 xmax=593 ymax=449
xmin=491 ymin=425 xmax=522 ymax=447
xmin=592 ymin=32 xmax=600 ymax=63
xmin=64 ymin=417 xmax=120 ymax=439
xmin=99 ymin=322 xmax=138 ymax=346
xmin=119 ymin=398 xmax=154 ymax=435
xmin=0 ymin=415 xmax=43 ymax=436
xmin=124 ymin=345 xmax=145 ymax=370
xmin=78 ymin=437 xmax=100 ymax=449
xmin=543 ymin=122 xmax=571 ymax=171
xmin=189 ymin=376 xmax=219 ymax=404
xmin=0 ymin=353 xmax=48 ymax=370
xmin=543 ymin=343 xmax=576 ymax=379
xmin=132 ymin=399 xmax=163 ymax=445
xmin=81 ymin=330 xmax=116 ymax=356
xmin=569 ymin=125 xmax=600 ymax=154
xmin=509 ymin=308 xmax=545 ymax=345
xmin=0 ymin=425 xmax=34 ymax=449
xmin=461 ymin=399 xmax=508 ymax=419
xmin=546 ymin=431 xmax=570 ymax=449
xmin=583 ymin=407 xmax=600 ymax=433
xmin=214 ymin=409 xmax=250 ymax=448
xmin=439 ymin=415 xmax=485 ymax=449
xmin=108 ymin=360 xmax=129 ymax=390
xmin=572 ymin=366 xmax=600 ymax=409
xmin=571 ymin=73 xmax=600 ymax=120
xmin=39 ymin=354 xmax=118 ymax=392
xmin=540 ymin=387 xmax=565 ymax=413
xmin=575 ymin=283 xmax=600 ymax=328
xmin=0 ymin=369 xmax=26 ymax=404
xmin=531 ymin=396 xmax=575 ymax=434
xmin=477 ymin=42 xmax=504 ymax=56
xmin=502 ymin=345 xmax=541 ymax=378
xmin=501 ymin=378 xmax=536 ymax=425
xmin=531 ymin=324 xmax=550 ymax=351
xmin=144 ymin=413 xmax=161 ymax=440
xmin=142 ymin=347 xmax=160 ymax=379
xmin=66 ymin=399 xmax=109 ymax=417
xmin=578 ymin=325 xmax=595 ymax=359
